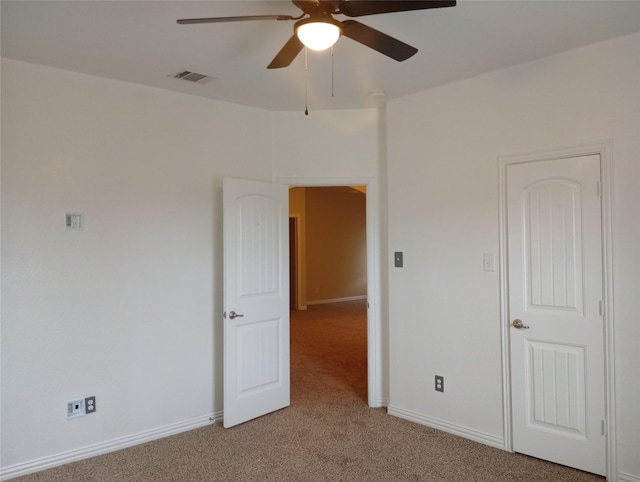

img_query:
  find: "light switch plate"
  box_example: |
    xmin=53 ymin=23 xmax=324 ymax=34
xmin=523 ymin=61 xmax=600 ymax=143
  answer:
xmin=66 ymin=213 xmax=83 ymax=230
xmin=483 ymin=252 xmax=495 ymax=272
xmin=394 ymin=252 xmax=403 ymax=268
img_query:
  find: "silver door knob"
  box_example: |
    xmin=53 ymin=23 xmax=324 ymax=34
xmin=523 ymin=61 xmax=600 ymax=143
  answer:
xmin=512 ymin=319 xmax=530 ymax=329
xmin=229 ymin=311 xmax=244 ymax=320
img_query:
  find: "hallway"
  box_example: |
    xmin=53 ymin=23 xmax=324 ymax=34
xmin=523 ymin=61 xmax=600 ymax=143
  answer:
xmin=291 ymin=300 xmax=368 ymax=404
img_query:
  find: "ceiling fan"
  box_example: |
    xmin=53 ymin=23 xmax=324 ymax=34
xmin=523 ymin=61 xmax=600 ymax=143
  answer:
xmin=177 ymin=1 xmax=456 ymax=69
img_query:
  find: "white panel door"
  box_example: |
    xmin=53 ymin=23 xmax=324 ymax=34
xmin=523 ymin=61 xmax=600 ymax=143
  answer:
xmin=507 ymin=155 xmax=605 ymax=475
xmin=223 ymin=178 xmax=290 ymax=428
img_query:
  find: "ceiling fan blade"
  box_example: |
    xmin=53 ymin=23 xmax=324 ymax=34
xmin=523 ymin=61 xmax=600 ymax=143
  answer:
xmin=177 ymin=15 xmax=294 ymax=25
xmin=267 ymin=35 xmax=305 ymax=69
xmin=338 ymin=1 xmax=456 ymax=17
xmin=341 ymin=20 xmax=417 ymax=62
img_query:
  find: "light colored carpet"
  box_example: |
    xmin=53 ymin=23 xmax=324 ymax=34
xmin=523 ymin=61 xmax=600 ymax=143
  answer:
xmin=15 ymin=300 xmax=604 ymax=481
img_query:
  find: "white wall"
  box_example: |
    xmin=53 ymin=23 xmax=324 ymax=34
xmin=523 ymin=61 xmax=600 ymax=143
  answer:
xmin=271 ymin=109 xmax=379 ymax=181
xmin=0 ymin=59 xmax=272 ymax=475
xmin=387 ymin=33 xmax=639 ymax=479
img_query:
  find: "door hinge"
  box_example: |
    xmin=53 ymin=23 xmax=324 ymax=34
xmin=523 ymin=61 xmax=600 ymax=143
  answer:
xmin=223 ymin=311 xmax=227 ymax=319
xmin=599 ymin=300 xmax=604 ymax=316
xmin=601 ymin=419 xmax=607 ymax=436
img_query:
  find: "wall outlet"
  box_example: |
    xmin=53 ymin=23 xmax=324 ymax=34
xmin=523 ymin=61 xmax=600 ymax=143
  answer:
xmin=67 ymin=399 xmax=85 ymax=418
xmin=85 ymin=396 xmax=96 ymax=414
xmin=435 ymin=375 xmax=444 ymax=393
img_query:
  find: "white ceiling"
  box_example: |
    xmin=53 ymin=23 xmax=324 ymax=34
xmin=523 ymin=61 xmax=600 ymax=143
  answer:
xmin=2 ymin=1 xmax=639 ymax=112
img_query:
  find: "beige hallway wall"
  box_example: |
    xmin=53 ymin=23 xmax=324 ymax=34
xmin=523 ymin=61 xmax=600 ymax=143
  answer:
xmin=290 ymin=187 xmax=367 ymax=305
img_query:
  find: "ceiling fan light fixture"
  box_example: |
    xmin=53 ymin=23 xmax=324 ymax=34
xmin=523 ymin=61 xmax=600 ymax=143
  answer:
xmin=295 ymin=19 xmax=341 ymax=51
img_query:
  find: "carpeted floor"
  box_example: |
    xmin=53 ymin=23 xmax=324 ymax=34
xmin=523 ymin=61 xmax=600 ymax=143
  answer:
xmin=15 ymin=300 xmax=604 ymax=481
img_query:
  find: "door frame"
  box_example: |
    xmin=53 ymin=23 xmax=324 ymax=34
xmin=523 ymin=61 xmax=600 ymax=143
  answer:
xmin=289 ymin=215 xmax=300 ymax=310
xmin=277 ymin=176 xmax=383 ymax=408
xmin=498 ymin=141 xmax=616 ymax=480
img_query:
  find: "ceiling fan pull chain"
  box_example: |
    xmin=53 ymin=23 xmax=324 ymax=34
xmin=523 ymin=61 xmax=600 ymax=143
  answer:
xmin=331 ymin=46 xmax=335 ymax=98
xmin=304 ymin=47 xmax=309 ymax=116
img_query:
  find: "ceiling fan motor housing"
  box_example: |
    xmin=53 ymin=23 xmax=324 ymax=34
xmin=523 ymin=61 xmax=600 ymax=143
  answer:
xmin=295 ymin=15 xmax=343 ymax=50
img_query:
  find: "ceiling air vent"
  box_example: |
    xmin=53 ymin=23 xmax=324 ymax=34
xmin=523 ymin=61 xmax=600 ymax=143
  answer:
xmin=173 ymin=70 xmax=214 ymax=83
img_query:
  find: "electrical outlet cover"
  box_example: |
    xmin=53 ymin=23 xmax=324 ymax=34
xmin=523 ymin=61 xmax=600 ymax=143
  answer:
xmin=435 ymin=375 xmax=444 ymax=393
xmin=85 ymin=396 xmax=96 ymax=414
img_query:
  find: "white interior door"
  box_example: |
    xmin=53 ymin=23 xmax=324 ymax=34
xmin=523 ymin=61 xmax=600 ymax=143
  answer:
xmin=223 ymin=178 xmax=290 ymax=428
xmin=507 ymin=155 xmax=606 ymax=475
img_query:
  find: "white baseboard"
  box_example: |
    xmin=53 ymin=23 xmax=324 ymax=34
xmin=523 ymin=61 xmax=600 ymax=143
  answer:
xmin=387 ymin=405 xmax=505 ymax=450
xmin=619 ymin=472 xmax=640 ymax=482
xmin=0 ymin=413 xmax=219 ymax=481
xmin=371 ymin=397 xmax=389 ymax=408
xmin=306 ymin=295 xmax=367 ymax=306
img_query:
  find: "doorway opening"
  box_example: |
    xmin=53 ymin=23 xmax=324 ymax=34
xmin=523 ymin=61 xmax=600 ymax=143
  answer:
xmin=289 ymin=186 xmax=368 ymax=404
